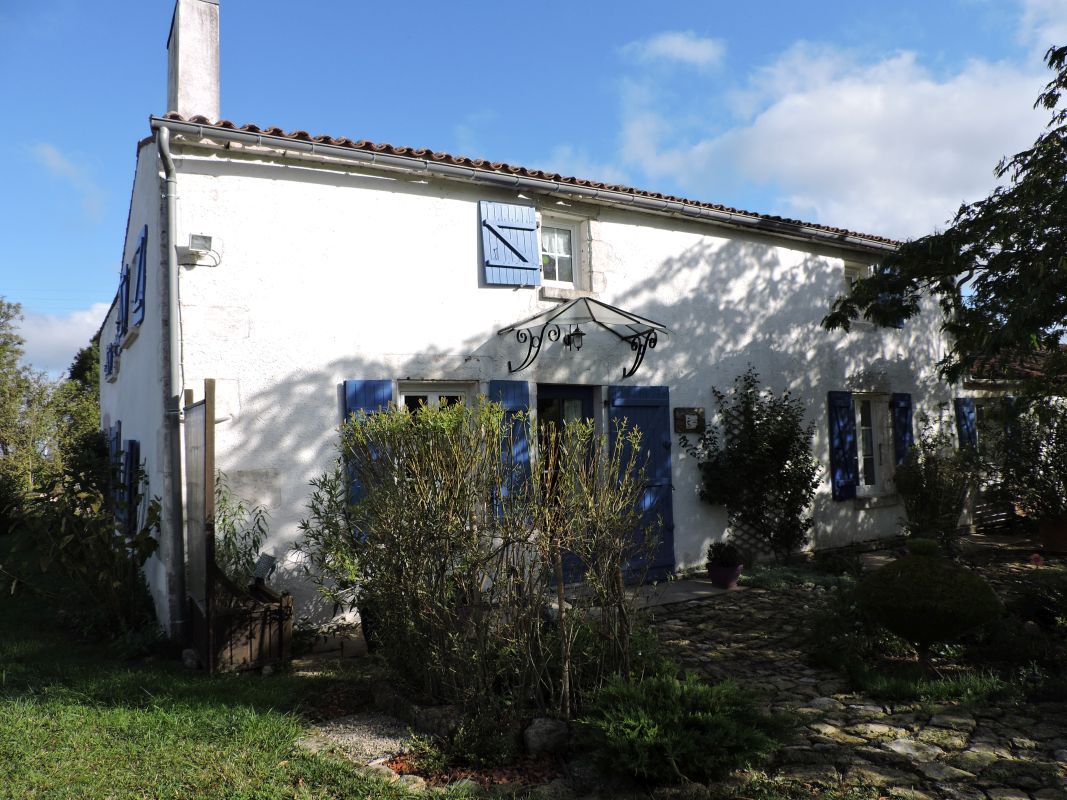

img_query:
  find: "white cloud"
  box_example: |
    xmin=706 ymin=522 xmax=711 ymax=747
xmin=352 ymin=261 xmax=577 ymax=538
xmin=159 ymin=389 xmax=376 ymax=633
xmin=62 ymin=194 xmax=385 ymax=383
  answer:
xmin=1019 ymin=0 xmax=1067 ymax=52
xmin=621 ymin=31 xmax=726 ymax=70
xmin=31 ymin=143 xmax=105 ymax=223
xmin=19 ymin=302 xmax=109 ymax=377
xmin=619 ymin=45 xmax=1048 ymax=239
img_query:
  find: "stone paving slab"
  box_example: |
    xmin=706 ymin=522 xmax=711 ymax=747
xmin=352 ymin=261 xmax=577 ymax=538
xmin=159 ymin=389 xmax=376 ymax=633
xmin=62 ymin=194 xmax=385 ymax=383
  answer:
xmin=650 ymin=583 xmax=1067 ymax=800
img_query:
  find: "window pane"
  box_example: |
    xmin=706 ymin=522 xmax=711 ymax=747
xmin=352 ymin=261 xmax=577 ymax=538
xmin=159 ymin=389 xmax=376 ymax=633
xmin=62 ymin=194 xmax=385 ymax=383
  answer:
xmin=543 ymin=255 xmax=557 ymax=282
xmin=563 ymin=398 xmax=584 ymax=423
xmin=556 ymin=255 xmax=573 ymax=283
xmin=555 ymin=228 xmax=572 ymax=256
xmin=858 ymin=400 xmax=876 ymax=487
xmin=862 ymin=456 xmax=876 ymax=485
xmin=439 ymin=394 xmax=462 ymax=407
xmin=404 ymin=395 xmax=428 ymax=412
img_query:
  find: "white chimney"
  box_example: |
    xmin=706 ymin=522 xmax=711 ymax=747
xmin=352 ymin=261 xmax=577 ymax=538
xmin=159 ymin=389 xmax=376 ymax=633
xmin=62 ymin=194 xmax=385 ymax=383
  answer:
xmin=166 ymin=0 xmax=220 ymax=120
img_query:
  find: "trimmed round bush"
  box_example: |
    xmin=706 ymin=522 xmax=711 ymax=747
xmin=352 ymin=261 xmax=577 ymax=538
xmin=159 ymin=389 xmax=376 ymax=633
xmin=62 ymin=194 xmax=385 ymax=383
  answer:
xmin=906 ymin=538 xmax=941 ymax=557
xmin=579 ymin=674 xmax=784 ymax=784
xmin=856 ymin=556 xmax=1002 ymax=654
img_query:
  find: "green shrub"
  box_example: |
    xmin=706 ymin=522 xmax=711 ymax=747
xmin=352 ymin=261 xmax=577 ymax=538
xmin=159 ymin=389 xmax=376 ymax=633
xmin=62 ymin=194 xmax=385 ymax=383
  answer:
xmin=856 ymin=556 xmax=1002 ymax=657
xmin=813 ymin=549 xmax=864 ymax=577
xmin=854 ymin=666 xmax=1012 ymax=704
xmin=681 ymin=368 xmax=819 ymax=561
xmin=447 ymin=702 xmax=522 ymax=769
xmin=905 ymin=538 xmax=941 ymax=557
xmin=1009 ymin=568 xmax=1067 ymax=630
xmin=214 ymin=471 xmax=270 ymax=587
xmin=740 ymin=566 xmax=850 ymax=591
xmin=579 ymin=674 xmax=784 ymax=784
xmin=300 ymin=399 xmax=657 ymax=722
xmin=894 ymin=416 xmax=975 ymax=554
xmin=967 ymin=615 xmax=1055 ymax=667
xmin=402 ymin=733 xmax=448 ymax=775
xmin=707 ymin=540 xmax=744 ymax=568
xmin=806 ymin=583 xmax=911 ymax=673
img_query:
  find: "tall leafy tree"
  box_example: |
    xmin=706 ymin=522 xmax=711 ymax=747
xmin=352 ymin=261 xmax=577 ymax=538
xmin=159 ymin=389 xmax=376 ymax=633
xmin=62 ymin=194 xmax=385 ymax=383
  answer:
xmin=50 ymin=338 xmax=101 ymax=476
xmin=824 ymin=46 xmax=1067 ymax=387
xmin=0 ymin=298 xmax=26 ymax=465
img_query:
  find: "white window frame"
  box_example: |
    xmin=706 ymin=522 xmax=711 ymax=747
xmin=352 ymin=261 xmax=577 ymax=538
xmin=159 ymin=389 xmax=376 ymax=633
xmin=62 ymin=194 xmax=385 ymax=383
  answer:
xmin=843 ymin=262 xmax=875 ymax=292
xmin=397 ymin=381 xmax=476 ymax=412
xmin=853 ymin=393 xmax=894 ymax=497
xmin=538 ymin=213 xmax=582 ymax=289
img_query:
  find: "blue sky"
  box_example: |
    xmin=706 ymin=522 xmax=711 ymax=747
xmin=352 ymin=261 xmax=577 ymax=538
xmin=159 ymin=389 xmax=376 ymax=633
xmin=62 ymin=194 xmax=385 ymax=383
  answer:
xmin=1 ymin=0 xmax=1065 ymax=374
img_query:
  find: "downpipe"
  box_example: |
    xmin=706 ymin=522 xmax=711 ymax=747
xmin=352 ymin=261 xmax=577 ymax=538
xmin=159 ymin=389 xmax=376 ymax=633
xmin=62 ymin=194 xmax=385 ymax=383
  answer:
xmin=158 ymin=126 xmax=187 ymax=641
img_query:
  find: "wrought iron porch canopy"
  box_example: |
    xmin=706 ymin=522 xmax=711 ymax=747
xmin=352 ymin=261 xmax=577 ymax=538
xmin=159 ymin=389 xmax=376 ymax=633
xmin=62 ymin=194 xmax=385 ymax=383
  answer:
xmin=497 ymin=297 xmax=669 ymax=378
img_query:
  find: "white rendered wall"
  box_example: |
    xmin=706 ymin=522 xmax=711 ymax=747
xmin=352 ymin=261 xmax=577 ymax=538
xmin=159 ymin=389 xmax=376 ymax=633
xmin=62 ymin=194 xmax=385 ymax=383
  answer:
xmin=160 ymin=142 xmax=951 ymax=617
xmin=99 ymin=142 xmax=172 ymax=628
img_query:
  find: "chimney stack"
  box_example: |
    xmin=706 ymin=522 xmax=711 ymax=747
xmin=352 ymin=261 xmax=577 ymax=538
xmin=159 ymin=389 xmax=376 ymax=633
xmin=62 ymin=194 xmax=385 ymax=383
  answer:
xmin=167 ymin=0 xmax=220 ymax=120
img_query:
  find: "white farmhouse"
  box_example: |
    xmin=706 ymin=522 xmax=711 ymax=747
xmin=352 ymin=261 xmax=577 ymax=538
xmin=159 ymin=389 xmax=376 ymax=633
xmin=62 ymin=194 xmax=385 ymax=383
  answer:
xmin=100 ymin=0 xmax=964 ymax=635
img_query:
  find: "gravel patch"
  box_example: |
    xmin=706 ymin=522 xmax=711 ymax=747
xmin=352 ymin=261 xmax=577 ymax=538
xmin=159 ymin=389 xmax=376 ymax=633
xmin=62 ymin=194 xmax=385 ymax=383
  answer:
xmin=298 ymin=712 xmax=410 ymax=764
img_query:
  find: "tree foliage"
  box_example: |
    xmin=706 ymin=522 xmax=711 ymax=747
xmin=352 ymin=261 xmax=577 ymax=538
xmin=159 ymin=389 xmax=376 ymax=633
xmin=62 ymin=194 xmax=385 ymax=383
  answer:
xmin=824 ymin=46 xmax=1067 ymax=386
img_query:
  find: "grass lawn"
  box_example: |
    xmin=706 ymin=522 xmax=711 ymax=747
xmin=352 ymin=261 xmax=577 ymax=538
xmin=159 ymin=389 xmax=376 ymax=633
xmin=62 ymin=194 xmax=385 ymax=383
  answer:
xmin=0 ymin=538 xmax=429 ymax=799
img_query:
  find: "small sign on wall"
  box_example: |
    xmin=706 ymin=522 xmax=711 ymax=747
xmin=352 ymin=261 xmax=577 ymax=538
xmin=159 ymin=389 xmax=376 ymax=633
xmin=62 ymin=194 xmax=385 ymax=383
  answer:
xmin=673 ymin=407 xmax=705 ymax=434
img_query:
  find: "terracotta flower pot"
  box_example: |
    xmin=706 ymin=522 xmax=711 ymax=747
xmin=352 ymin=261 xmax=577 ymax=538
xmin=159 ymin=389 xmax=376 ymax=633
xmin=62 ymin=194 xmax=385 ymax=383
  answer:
xmin=1039 ymin=516 xmax=1067 ymax=555
xmin=706 ymin=564 xmax=743 ymax=589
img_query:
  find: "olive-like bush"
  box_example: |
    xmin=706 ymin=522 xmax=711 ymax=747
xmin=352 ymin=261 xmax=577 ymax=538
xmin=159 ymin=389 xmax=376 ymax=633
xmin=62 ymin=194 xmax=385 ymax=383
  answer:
xmin=905 ymin=537 xmax=941 ymax=557
xmin=579 ymin=674 xmax=784 ymax=784
xmin=856 ymin=556 xmax=1002 ymax=658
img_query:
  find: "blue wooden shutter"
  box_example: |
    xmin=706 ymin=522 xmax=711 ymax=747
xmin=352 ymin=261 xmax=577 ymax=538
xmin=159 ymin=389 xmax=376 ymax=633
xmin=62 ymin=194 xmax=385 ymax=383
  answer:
xmin=341 ymin=380 xmax=393 ymax=510
xmin=116 ymin=266 xmax=130 ymax=338
xmin=890 ymin=393 xmax=913 ymax=466
xmin=954 ymin=397 xmax=977 ymax=449
xmin=489 ymin=380 xmax=531 ymax=495
xmin=107 ymin=422 xmax=122 ymax=516
xmin=123 ymin=439 xmax=140 ymax=528
xmin=104 ymin=342 xmax=116 ymax=377
xmin=608 ymin=385 xmax=674 ymax=581
xmin=343 ymin=380 xmax=393 ymax=418
xmin=828 ymin=391 xmax=858 ymax=501
xmin=132 ymin=226 xmax=147 ymax=326
xmin=480 ymin=201 xmax=540 ymax=286
xmin=108 ymin=421 xmax=122 ymax=463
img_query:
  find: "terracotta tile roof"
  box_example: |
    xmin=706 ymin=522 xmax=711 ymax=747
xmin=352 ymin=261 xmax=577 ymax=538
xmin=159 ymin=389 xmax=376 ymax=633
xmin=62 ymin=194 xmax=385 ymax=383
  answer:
xmin=162 ymin=113 xmax=902 ymax=248
xmin=969 ymin=348 xmax=1067 ymax=384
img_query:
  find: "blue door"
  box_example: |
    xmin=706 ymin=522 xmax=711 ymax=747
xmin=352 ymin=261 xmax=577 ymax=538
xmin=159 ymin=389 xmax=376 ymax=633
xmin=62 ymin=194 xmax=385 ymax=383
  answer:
xmin=608 ymin=386 xmax=675 ymax=580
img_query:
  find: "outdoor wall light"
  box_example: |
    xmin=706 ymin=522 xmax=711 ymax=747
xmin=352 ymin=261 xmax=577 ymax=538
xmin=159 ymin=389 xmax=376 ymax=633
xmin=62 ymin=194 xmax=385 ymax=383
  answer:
xmin=563 ymin=325 xmax=586 ymax=351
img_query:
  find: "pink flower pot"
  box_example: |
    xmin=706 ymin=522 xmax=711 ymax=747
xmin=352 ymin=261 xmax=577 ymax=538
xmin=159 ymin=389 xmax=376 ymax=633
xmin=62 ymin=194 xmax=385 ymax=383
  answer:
xmin=706 ymin=564 xmax=743 ymax=589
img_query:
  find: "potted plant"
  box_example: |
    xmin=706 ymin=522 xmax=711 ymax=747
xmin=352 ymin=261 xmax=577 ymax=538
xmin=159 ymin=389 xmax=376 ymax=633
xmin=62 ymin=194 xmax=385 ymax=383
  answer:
xmin=706 ymin=541 xmax=745 ymax=589
xmin=680 ymin=368 xmax=819 ymax=562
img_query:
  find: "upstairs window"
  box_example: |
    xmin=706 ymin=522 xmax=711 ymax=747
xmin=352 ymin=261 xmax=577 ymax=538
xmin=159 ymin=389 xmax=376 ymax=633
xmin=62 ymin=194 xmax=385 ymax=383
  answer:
xmin=540 ymin=222 xmax=576 ymax=286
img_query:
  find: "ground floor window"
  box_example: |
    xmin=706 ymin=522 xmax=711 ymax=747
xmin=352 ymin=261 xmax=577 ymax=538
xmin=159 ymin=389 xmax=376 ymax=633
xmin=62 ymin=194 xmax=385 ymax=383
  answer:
xmin=828 ymin=390 xmax=913 ymax=502
xmin=854 ymin=394 xmax=892 ymax=496
xmin=398 ymin=382 xmax=475 ymax=413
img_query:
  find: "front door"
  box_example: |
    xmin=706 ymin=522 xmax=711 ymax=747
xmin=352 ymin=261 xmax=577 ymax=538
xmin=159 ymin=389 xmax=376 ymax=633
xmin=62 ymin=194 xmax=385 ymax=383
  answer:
xmin=608 ymin=385 xmax=675 ymax=580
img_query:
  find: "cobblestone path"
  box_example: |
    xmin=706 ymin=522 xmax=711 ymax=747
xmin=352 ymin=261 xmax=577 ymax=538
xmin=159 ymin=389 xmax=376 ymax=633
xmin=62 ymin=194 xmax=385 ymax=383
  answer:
xmin=654 ymin=586 xmax=1067 ymax=800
